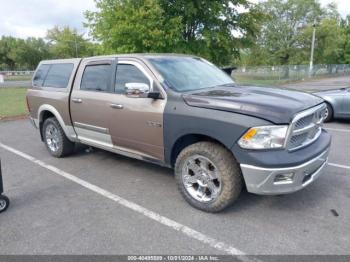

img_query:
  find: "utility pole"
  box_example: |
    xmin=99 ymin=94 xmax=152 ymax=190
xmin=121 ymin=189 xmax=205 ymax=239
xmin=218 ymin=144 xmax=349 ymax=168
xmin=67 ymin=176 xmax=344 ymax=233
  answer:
xmin=74 ymin=35 xmax=78 ymax=57
xmin=309 ymin=19 xmax=316 ymax=76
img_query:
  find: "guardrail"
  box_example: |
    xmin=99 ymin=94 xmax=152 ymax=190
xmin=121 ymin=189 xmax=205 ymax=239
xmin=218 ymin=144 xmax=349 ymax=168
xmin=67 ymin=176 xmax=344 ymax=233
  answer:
xmin=0 ymin=71 xmax=33 ymax=85
xmin=0 ymin=71 xmax=34 ymax=76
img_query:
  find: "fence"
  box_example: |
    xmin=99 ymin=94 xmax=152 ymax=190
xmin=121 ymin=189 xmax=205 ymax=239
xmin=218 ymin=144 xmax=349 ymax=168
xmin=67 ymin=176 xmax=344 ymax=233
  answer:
xmin=0 ymin=71 xmax=35 ymax=76
xmin=0 ymin=71 xmax=34 ymax=83
xmin=232 ymin=64 xmax=350 ymax=85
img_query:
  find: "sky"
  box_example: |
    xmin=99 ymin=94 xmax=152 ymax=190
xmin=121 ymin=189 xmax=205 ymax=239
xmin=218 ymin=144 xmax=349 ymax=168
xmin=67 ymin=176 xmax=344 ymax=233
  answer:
xmin=0 ymin=0 xmax=350 ymax=39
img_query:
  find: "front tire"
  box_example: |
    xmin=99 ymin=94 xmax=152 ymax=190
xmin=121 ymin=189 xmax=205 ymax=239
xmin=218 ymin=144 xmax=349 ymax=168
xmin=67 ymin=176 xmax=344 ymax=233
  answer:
xmin=43 ymin=117 xmax=75 ymax=157
xmin=175 ymin=142 xmax=243 ymax=212
xmin=324 ymin=103 xmax=333 ymax=123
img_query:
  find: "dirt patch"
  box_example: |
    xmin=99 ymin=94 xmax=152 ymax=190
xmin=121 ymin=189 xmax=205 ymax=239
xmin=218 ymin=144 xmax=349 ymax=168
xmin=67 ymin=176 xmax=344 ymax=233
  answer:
xmin=0 ymin=115 xmax=28 ymax=122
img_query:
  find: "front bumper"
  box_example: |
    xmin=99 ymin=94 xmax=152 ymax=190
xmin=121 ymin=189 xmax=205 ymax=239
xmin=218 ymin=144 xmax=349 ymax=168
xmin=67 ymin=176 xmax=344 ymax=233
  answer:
xmin=240 ymin=148 xmax=330 ymax=195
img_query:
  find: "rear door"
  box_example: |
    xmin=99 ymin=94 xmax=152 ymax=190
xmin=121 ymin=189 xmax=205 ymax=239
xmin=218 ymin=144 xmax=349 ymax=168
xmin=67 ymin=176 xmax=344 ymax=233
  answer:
xmin=70 ymin=58 xmax=116 ymax=148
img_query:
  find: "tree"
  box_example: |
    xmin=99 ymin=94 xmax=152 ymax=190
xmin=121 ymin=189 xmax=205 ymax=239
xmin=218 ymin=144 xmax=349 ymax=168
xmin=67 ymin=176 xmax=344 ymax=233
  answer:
xmin=18 ymin=38 xmax=51 ymax=69
xmin=0 ymin=36 xmax=52 ymax=70
xmin=0 ymin=36 xmax=19 ymax=70
xmin=158 ymin=0 xmax=261 ymax=64
xmin=85 ymin=0 xmax=262 ymax=65
xmin=0 ymin=28 xmax=99 ymax=70
xmin=340 ymin=16 xmax=350 ymax=64
xmin=256 ymin=0 xmax=324 ymax=68
xmin=299 ymin=18 xmax=345 ymax=65
xmin=46 ymin=26 xmax=95 ymax=58
xmin=85 ymin=0 xmax=182 ymax=54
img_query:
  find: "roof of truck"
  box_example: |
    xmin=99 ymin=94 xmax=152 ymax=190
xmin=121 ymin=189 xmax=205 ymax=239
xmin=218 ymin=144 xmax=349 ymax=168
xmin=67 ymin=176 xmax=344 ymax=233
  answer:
xmin=85 ymin=53 xmax=197 ymax=59
xmin=39 ymin=53 xmax=198 ymax=64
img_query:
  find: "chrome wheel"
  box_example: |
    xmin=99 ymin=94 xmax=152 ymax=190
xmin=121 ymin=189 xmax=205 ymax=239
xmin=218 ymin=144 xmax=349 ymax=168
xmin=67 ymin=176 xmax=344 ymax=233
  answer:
xmin=324 ymin=107 xmax=329 ymax=120
xmin=0 ymin=199 xmax=7 ymax=211
xmin=182 ymin=155 xmax=222 ymax=203
xmin=45 ymin=124 xmax=60 ymax=152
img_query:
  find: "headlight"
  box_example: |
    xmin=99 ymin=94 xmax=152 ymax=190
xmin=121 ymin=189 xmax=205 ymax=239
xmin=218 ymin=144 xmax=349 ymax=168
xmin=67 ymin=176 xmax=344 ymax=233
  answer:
xmin=238 ymin=125 xmax=288 ymax=149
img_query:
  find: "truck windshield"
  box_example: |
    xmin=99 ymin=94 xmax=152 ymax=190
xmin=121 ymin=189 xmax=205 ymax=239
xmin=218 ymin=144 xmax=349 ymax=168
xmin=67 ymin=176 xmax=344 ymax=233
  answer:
xmin=148 ymin=57 xmax=234 ymax=92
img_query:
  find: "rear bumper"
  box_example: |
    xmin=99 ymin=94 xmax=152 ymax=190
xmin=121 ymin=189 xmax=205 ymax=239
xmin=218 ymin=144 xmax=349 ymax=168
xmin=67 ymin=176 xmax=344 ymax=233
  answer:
xmin=240 ymin=147 xmax=330 ymax=195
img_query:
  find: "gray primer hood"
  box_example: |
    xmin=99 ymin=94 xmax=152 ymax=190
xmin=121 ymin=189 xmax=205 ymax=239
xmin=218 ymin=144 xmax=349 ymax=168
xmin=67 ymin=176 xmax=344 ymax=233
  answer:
xmin=183 ymin=85 xmax=324 ymax=124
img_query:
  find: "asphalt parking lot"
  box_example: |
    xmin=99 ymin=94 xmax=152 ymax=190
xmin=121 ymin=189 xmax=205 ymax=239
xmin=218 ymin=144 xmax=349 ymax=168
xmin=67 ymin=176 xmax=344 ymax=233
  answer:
xmin=0 ymin=119 xmax=349 ymax=256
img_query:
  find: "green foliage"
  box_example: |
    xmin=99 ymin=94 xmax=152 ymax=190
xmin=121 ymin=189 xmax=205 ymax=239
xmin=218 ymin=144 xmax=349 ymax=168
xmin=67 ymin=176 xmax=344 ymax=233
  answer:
xmin=47 ymin=26 xmax=96 ymax=58
xmin=0 ymin=36 xmax=51 ymax=70
xmin=85 ymin=0 xmax=262 ymax=65
xmin=2 ymin=0 xmax=350 ymax=70
xmin=19 ymin=38 xmax=51 ymax=69
xmin=340 ymin=16 xmax=350 ymax=64
xmin=160 ymin=0 xmax=263 ymax=65
xmin=299 ymin=18 xmax=345 ymax=65
xmin=0 ymin=26 xmax=98 ymax=70
xmin=256 ymin=0 xmax=323 ymax=65
xmin=85 ymin=0 xmax=182 ymax=54
xmin=243 ymin=0 xmax=350 ymax=67
xmin=0 ymin=36 xmax=20 ymax=70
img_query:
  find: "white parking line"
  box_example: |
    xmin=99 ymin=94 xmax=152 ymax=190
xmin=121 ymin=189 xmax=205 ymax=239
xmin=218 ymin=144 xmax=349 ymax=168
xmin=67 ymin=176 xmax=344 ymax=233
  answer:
xmin=328 ymin=162 xmax=350 ymax=170
xmin=0 ymin=142 xmax=255 ymax=260
xmin=325 ymin=127 xmax=350 ymax=133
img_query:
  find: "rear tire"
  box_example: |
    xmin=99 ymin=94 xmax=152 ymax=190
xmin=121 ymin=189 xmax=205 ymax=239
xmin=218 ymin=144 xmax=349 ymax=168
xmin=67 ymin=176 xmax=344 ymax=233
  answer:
xmin=175 ymin=142 xmax=243 ymax=213
xmin=324 ymin=103 xmax=333 ymax=123
xmin=43 ymin=117 xmax=75 ymax=157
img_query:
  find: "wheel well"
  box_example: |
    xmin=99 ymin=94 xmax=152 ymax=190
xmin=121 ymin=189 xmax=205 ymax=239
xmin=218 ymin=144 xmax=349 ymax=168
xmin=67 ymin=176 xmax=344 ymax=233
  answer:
xmin=325 ymin=101 xmax=334 ymax=118
xmin=170 ymin=134 xmax=228 ymax=167
xmin=325 ymin=101 xmax=333 ymax=111
xmin=39 ymin=111 xmax=55 ymax=141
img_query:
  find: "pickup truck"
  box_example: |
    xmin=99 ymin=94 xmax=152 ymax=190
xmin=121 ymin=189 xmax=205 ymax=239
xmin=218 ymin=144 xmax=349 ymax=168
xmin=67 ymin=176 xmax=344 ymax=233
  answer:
xmin=26 ymin=54 xmax=331 ymax=212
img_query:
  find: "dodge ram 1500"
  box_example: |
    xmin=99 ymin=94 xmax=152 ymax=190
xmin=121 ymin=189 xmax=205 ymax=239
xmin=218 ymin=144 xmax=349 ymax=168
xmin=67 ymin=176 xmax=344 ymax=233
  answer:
xmin=27 ymin=54 xmax=331 ymax=212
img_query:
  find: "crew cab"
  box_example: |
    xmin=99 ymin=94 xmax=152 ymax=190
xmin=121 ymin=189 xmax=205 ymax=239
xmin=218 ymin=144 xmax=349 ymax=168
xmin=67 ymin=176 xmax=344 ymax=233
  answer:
xmin=26 ymin=54 xmax=331 ymax=212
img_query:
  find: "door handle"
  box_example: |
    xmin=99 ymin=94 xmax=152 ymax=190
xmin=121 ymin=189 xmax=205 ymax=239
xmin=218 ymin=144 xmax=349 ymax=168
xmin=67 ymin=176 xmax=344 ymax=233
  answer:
xmin=72 ymin=98 xmax=82 ymax=103
xmin=110 ymin=103 xmax=124 ymax=109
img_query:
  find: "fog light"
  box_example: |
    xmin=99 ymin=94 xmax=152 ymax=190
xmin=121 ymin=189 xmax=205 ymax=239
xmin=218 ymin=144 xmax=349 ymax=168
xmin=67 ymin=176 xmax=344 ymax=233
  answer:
xmin=274 ymin=173 xmax=295 ymax=184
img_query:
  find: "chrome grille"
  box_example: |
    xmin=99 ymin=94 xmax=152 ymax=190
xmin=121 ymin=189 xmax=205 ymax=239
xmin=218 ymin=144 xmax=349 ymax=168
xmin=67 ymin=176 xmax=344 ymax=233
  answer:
xmin=289 ymin=133 xmax=309 ymax=148
xmin=294 ymin=114 xmax=314 ymax=129
xmin=287 ymin=104 xmax=326 ymax=151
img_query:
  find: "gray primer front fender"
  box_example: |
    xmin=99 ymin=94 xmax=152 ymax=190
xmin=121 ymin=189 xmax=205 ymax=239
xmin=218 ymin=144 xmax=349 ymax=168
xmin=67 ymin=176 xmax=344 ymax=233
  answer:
xmin=163 ymin=96 xmax=271 ymax=165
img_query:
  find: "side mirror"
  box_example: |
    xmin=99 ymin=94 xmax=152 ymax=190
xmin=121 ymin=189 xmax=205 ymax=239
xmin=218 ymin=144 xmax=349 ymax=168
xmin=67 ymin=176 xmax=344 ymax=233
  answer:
xmin=125 ymin=82 xmax=160 ymax=99
xmin=221 ymin=66 xmax=237 ymax=76
xmin=125 ymin=83 xmax=150 ymax=97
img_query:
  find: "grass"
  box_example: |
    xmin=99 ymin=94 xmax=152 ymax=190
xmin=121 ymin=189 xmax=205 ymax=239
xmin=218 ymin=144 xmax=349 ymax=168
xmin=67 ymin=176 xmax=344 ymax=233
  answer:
xmin=232 ymin=72 xmax=346 ymax=87
xmin=0 ymin=88 xmax=28 ymax=119
xmin=233 ymin=75 xmax=291 ymax=86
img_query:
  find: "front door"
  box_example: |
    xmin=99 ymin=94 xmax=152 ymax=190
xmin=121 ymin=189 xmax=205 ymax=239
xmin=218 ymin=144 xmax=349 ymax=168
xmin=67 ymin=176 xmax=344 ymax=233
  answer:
xmin=107 ymin=60 xmax=166 ymax=161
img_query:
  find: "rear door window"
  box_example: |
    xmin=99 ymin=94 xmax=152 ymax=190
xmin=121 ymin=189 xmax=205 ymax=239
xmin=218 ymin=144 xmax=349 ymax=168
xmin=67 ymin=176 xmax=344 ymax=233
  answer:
xmin=33 ymin=64 xmax=50 ymax=87
xmin=43 ymin=63 xmax=74 ymax=88
xmin=81 ymin=64 xmax=112 ymax=92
